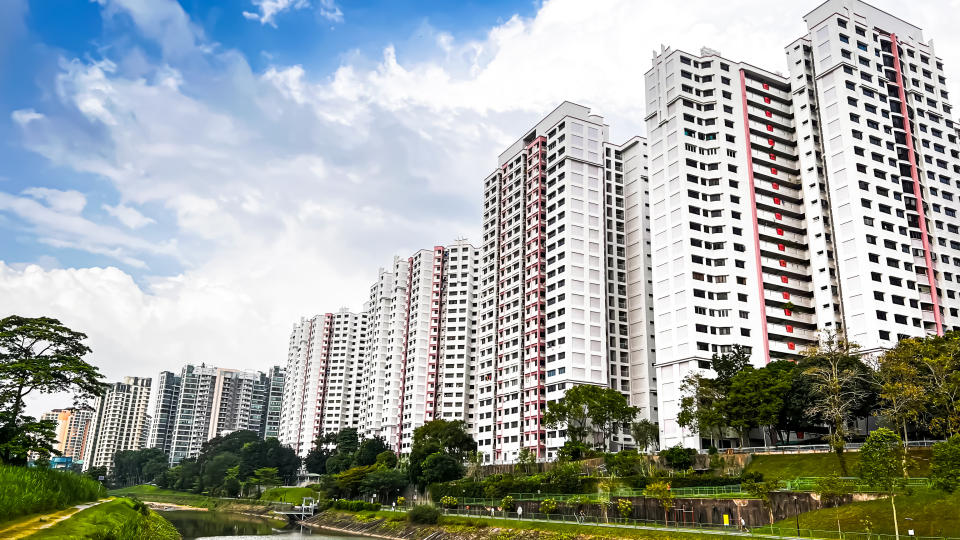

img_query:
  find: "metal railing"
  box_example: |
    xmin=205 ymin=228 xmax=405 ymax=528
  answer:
xmin=784 ymin=477 xmax=930 ymax=493
xmin=708 ymin=440 xmax=943 ymax=455
xmin=377 ymin=506 xmax=958 ymax=540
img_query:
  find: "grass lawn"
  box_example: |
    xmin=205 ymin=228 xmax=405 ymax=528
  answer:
xmin=763 ymin=488 xmax=960 ymax=537
xmin=745 ymin=449 xmax=931 ymax=479
xmin=336 ymin=509 xmax=754 ymax=540
xmin=109 ymin=485 xmax=220 ymax=508
xmin=28 ymin=498 xmax=179 ymax=539
xmin=260 ymin=486 xmax=317 ymax=504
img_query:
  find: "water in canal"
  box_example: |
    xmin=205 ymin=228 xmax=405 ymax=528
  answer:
xmin=159 ymin=510 xmax=367 ymax=539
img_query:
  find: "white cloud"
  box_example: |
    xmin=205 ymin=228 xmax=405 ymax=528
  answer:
xmin=11 ymin=108 xmax=43 ymax=125
xmin=22 ymin=187 xmax=86 ymax=214
xmin=8 ymin=0 xmax=960 ymax=417
xmin=102 ymin=203 xmax=155 ymax=229
xmin=243 ymin=0 xmax=334 ymax=28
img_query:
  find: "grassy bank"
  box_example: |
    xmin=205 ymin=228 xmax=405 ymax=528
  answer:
xmin=315 ymin=509 xmax=754 ymax=540
xmin=764 ymin=488 xmax=960 ymax=537
xmin=28 ymin=498 xmax=180 ymax=539
xmin=110 ymin=484 xmax=284 ymax=514
xmin=745 ymin=448 xmax=932 ymax=479
xmin=0 ymin=464 xmax=106 ymax=524
xmin=260 ymin=486 xmax=317 ymax=504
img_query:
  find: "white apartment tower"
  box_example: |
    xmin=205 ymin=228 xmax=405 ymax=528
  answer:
xmin=786 ymin=0 xmax=960 ymax=350
xmin=83 ymin=376 xmax=151 ymax=471
xmin=279 ymin=309 xmax=367 ymax=457
xmin=360 ymin=240 xmax=480 ymax=454
xmin=648 ymin=0 xmax=960 ymax=448
xmin=477 ymin=102 xmax=654 ymax=463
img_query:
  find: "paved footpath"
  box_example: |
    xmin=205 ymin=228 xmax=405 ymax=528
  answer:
xmin=0 ymin=498 xmax=111 ymax=539
xmin=379 ymin=509 xmax=806 ymax=540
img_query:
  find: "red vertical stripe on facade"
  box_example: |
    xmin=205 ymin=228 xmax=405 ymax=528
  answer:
xmin=739 ymin=69 xmax=772 ymax=364
xmin=890 ymin=34 xmax=944 ymax=336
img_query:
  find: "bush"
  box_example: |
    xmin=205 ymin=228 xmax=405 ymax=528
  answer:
xmin=440 ymin=495 xmax=458 ymax=508
xmin=659 ymin=445 xmax=696 ymax=470
xmin=500 ymin=495 xmax=515 ymax=511
xmin=407 ymin=504 xmax=440 ymax=524
xmin=331 ymin=499 xmax=379 ymax=511
xmin=617 ymin=498 xmax=633 ymax=518
xmin=932 ymin=435 xmax=960 ymax=493
xmin=539 ymin=498 xmax=558 ymax=515
xmin=396 ymin=496 xmax=406 ymax=506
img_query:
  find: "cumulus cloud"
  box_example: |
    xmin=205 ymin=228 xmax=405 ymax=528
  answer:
xmin=6 ymin=0 xmax=960 ymax=416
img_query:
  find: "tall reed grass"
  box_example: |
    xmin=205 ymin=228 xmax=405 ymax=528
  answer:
xmin=0 ymin=464 xmax=106 ymax=522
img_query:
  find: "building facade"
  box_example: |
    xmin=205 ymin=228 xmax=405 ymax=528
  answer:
xmin=82 ymin=377 xmax=152 ymax=472
xmin=278 ymin=309 xmax=367 ymax=457
xmin=475 ymin=102 xmax=654 ymax=463
xmin=41 ymin=406 xmax=94 ymax=463
xmin=646 ymin=0 xmax=960 ymax=449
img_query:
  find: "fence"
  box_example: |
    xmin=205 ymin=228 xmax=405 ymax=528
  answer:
xmin=381 ymin=506 xmax=958 ymax=540
xmin=713 ymin=440 xmax=943 ymax=455
xmin=784 ymin=477 xmax=930 ymax=493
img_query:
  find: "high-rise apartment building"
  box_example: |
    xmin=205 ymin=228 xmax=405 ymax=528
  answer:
xmin=150 ymin=364 xmax=283 ymax=464
xmin=786 ymin=0 xmax=960 ymax=350
xmin=646 ymin=0 xmax=960 ymax=448
xmin=262 ymin=365 xmax=286 ymax=440
xmin=41 ymin=406 xmax=94 ymax=462
xmin=279 ymin=309 xmax=367 ymax=457
xmin=147 ymin=370 xmax=181 ymax=456
xmin=475 ymin=102 xmax=653 ymax=463
xmin=83 ymin=376 xmax=151 ymax=472
xmin=360 ymin=240 xmax=479 ymax=454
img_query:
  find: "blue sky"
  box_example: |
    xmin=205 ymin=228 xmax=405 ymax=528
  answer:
xmin=2 ymin=0 xmax=957 ymax=415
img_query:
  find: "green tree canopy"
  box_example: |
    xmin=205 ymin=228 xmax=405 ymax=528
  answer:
xmin=0 ymin=315 xmax=106 ymax=464
xmin=859 ymin=428 xmax=907 ymax=540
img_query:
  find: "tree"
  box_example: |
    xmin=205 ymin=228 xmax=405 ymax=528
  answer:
xmin=874 ymin=341 xmax=928 ymax=445
xmin=711 ymin=344 xmax=751 ymax=390
xmin=630 ymin=419 xmax=659 ymax=453
xmin=515 ymin=447 xmax=536 ymax=475
xmin=543 ymin=385 xmax=638 ymax=451
xmin=931 ymin=435 xmax=960 ymax=493
xmin=113 ymin=448 xmax=169 ymax=487
xmin=859 ymin=428 xmax=907 ymax=540
xmin=801 ymin=333 xmax=873 ymax=473
xmin=643 ymin=481 xmax=674 ymax=525
xmin=723 ymin=365 xmax=792 ymax=447
xmin=360 ymin=467 xmax=406 ymax=500
xmin=375 ymin=450 xmax=398 ymax=469
xmin=336 ymin=428 xmax=360 ymax=456
xmin=0 ymin=316 xmax=106 ymax=464
xmin=327 ymin=453 xmax=353 ymax=474
xmin=677 ymin=374 xmax=726 ymax=448
xmin=355 ymin=436 xmax=389 ymax=467
xmin=253 ymin=467 xmax=281 ymax=496
xmin=409 ymin=420 xmax=476 ymax=488
xmin=465 ymin=451 xmax=485 ymax=481
xmin=421 ymin=452 xmax=464 ymax=485
xmin=335 ymin=464 xmax=377 ymax=497
xmin=910 ymin=333 xmax=960 ymax=438
xmin=239 ymin=437 xmax=301 ymax=485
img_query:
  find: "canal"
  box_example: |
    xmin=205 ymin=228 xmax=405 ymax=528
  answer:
xmin=159 ymin=510 xmax=368 ymax=539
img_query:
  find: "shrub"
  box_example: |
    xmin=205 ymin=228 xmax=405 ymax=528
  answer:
xmin=396 ymin=496 xmax=406 ymax=506
xmin=932 ymin=435 xmax=960 ymax=493
xmin=539 ymin=498 xmax=558 ymax=515
xmin=440 ymin=495 xmax=458 ymax=508
xmin=659 ymin=445 xmax=696 ymax=470
xmin=616 ymin=498 xmax=633 ymax=518
xmin=331 ymin=499 xmax=379 ymax=511
xmin=500 ymin=495 xmax=515 ymax=511
xmin=408 ymin=504 xmax=441 ymax=524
